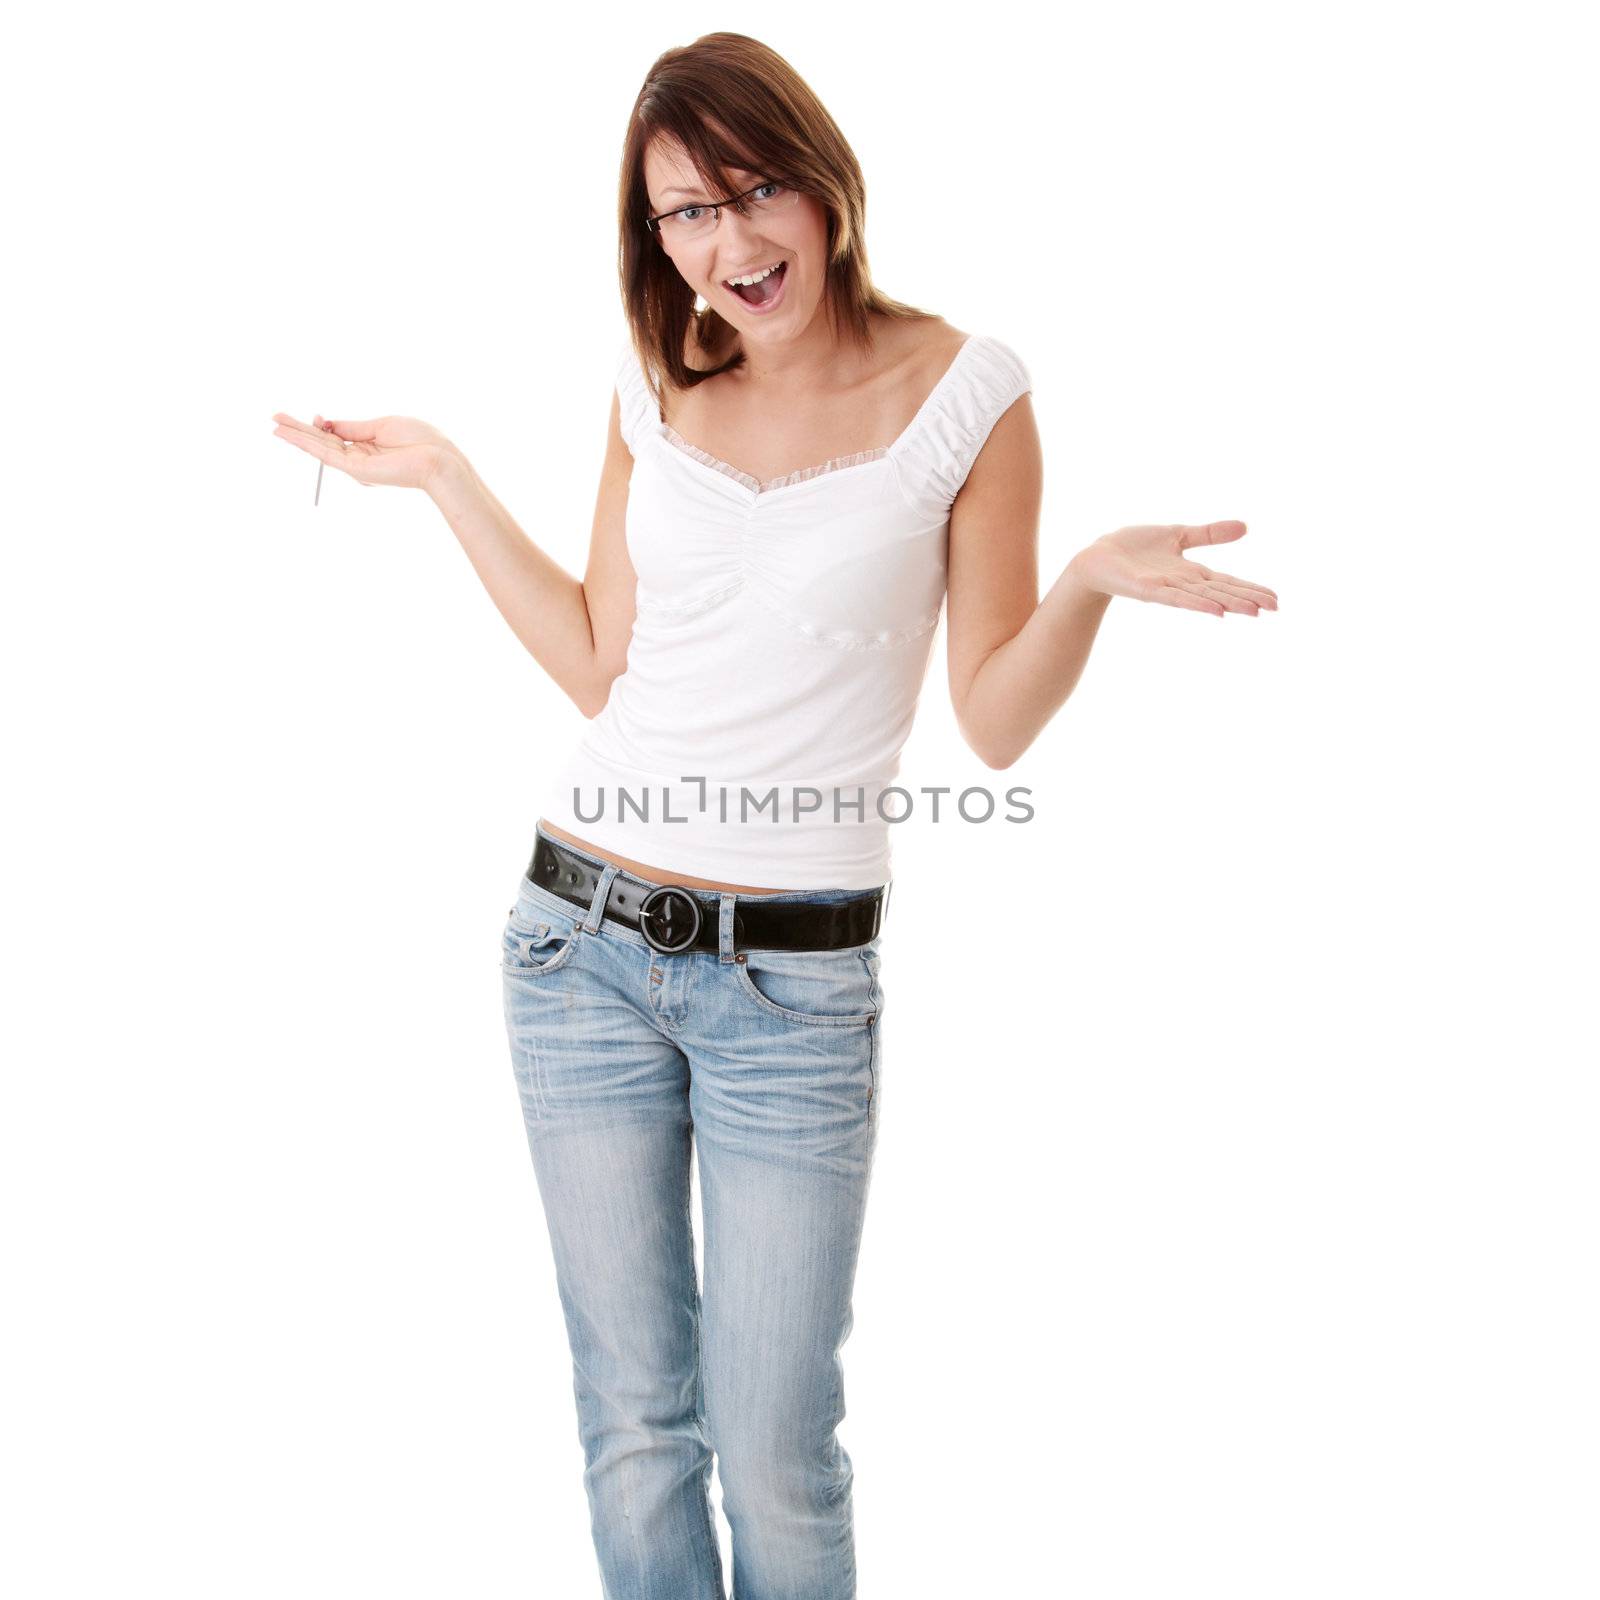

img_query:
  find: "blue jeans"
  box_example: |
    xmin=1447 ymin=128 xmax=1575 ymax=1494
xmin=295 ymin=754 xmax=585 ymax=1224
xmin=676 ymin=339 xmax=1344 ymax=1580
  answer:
xmin=501 ymin=827 xmax=887 ymax=1599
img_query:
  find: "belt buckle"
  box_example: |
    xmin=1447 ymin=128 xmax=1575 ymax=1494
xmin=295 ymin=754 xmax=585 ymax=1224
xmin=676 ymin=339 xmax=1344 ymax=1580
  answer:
xmin=638 ymin=885 xmax=703 ymax=954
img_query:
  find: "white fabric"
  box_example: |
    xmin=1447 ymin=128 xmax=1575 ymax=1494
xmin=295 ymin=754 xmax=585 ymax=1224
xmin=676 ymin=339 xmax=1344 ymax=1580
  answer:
xmin=539 ymin=329 xmax=1033 ymax=888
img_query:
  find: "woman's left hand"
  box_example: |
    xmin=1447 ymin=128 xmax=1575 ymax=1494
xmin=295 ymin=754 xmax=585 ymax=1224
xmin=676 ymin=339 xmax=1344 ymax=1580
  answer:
xmin=1065 ymin=521 xmax=1278 ymax=616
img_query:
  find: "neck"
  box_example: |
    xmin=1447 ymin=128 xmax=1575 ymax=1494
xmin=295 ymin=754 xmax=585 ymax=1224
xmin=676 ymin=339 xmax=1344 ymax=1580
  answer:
xmin=733 ymin=312 xmax=875 ymax=392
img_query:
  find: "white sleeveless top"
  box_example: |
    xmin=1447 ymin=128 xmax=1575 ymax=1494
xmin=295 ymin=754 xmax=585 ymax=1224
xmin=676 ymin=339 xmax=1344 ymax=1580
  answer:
xmin=539 ymin=328 xmax=1033 ymax=889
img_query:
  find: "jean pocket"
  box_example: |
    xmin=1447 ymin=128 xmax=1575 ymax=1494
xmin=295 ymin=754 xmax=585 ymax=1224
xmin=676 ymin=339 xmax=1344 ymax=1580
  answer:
xmin=502 ymin=908 xmax=580 ymax=977
xmin=732 ymin=942 xmax=879 ymax=1027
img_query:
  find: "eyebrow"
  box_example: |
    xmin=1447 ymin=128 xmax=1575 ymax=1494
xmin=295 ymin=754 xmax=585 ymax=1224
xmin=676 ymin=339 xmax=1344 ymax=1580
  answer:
xmin=659 ymin=171 xmax=758 ymax=199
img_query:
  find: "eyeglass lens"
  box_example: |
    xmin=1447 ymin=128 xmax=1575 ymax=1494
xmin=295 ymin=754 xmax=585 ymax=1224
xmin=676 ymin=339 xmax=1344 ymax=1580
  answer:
xmin=657 ymin=183 xmax=797 ymax=240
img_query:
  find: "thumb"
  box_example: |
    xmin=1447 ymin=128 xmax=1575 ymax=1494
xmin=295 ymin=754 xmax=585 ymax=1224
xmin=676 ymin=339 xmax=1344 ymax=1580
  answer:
xmin=314 ymin=415 xmax=382 ymax=442
xmin=1177 ymin=520 xmax=1247 ymax=549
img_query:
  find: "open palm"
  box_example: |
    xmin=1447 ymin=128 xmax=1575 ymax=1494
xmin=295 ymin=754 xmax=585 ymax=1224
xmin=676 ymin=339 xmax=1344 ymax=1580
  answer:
xmin=269 ymin=412 xmax=458 ymax=492
xmin=1068 ymin=521 xmax=1277 ymax=616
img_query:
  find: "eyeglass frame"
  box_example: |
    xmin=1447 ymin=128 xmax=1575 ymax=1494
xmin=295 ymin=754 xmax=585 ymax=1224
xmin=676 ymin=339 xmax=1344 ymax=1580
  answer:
xmin=643 ymin=179 xmax=795 ymax=237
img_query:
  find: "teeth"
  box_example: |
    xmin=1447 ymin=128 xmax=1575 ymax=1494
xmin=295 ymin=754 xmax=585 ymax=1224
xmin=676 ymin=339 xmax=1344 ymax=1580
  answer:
xmin=726 ymin=262 xmax=783 ymax=287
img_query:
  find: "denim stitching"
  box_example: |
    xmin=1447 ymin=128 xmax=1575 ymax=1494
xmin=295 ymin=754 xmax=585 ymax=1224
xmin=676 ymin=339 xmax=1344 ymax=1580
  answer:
xmin=730 ymin=956 xmax=877 ymax=1028
xmin=501 ymin=922 xmax=579 ymax=978
xmin=860 ymin=947 xmax=882 ymax=1122
xmin=685 ymin=1132 xmax=724 ymax=1592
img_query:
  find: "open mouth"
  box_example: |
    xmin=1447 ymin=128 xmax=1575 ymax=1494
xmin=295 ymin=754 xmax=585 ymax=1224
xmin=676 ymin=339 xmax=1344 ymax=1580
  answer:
xmin=724 ymin=260 xmax=788 ymax=310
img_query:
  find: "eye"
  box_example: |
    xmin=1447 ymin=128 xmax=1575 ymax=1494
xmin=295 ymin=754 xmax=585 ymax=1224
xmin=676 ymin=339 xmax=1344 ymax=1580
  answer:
xmin=672 ymin=206 xmax=706 ymax=225
xmin=754 ymin=182 xmax=783 ymax=200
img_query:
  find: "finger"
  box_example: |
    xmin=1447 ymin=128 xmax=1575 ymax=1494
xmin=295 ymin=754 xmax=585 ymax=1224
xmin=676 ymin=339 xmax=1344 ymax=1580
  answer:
xmin=1203 ymin=587 xmax=1262 ymax=614
xmin=1190 ymin=566 xmax=1278 ymax=604
xmin=272 ymin=424 xmax=359 ymax=469
xmin=271 ymin=413 xmax=330 ymax=440
xmin=1175 ymin=520 xmax=1247 ymax=549
xmin=272 ymin=412 xmax=373 ymax=446
xmin=1169 ymin=574 xmax=1263 ymax=615
xmin=1143 ymin=576 xmax=1226 ymax=616
xmin=1191 ymin=571 xmax=1279 ymax=608
xmin=317 ymin=417 xmax=383 ymax=442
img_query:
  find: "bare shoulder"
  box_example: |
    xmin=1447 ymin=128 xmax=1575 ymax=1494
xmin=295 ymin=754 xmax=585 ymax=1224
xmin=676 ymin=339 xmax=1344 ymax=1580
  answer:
xmin=913 ymin=315 xmax=970 ymax=355
xmin=888 ymin=314 xmax=970 ymax=385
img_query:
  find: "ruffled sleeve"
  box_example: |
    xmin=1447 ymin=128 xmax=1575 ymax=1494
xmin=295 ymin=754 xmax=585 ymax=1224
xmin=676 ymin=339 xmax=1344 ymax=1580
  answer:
xmin=614 ymin=336 xmax=657 ymax=456
xmin=895 ymin=334 xmax=1033 ymax=512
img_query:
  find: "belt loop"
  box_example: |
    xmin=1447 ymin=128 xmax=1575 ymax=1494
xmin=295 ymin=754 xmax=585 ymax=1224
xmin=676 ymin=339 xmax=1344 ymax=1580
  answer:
xmin=719 ymin=892 xmax=737 ymax=963
xmin=582 ymin=863 xmax=620 ymax=933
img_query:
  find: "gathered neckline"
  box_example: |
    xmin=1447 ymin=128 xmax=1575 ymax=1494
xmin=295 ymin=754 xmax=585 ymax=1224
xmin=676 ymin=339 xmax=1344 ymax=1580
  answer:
xmin=654 ymin=334 xmax=980 ymax=500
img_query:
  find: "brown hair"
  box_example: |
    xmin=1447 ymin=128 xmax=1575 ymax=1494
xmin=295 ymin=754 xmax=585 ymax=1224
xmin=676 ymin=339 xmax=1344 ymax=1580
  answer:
xmin=616 ymin=32 xmax=936 ymax=416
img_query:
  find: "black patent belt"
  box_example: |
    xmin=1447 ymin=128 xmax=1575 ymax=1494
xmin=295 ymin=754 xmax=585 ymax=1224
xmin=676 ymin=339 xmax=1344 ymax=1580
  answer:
xmin=527 ymin=833 xmax=887 ymax=955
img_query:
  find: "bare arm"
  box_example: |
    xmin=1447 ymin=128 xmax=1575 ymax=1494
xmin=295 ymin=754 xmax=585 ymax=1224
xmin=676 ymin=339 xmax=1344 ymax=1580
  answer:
xmin=425 ymin=391 xmax=638 ymax=718
xmin=947 ymin=394 xmax=1112 ymax=770
xmin=946 ymin=397 xmax=1274 ymax=770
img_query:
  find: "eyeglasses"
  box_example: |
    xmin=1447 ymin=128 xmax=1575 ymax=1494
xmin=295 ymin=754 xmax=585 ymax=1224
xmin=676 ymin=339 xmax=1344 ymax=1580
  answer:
xmin=644 ymin=180 xmax=800 ymax=243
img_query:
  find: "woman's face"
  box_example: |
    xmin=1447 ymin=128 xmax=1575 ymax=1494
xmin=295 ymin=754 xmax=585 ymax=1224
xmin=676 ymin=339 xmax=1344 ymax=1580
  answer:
xmin=642 ymin=134 xmax=829 ymax=344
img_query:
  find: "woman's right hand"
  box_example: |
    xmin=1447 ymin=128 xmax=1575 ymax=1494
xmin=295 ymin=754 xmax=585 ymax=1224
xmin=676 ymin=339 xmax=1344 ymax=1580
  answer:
xmin=270 ymin=412 xmax=463 ymax=493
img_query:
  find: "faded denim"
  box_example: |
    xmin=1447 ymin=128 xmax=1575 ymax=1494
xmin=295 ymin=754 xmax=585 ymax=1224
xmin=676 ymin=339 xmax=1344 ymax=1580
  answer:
xmin=501 ymin=826 xmax=887 ymax=1599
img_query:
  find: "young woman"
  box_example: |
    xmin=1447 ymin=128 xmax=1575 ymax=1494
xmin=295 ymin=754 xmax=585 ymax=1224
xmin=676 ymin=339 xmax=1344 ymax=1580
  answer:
xmin=271 ymin=30 xmax=1275 ymax=1598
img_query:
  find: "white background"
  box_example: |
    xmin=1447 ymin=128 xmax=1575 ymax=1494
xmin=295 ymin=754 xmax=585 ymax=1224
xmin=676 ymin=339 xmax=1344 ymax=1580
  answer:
xmin=5 ymin=3 xmax=1595 ymax=1595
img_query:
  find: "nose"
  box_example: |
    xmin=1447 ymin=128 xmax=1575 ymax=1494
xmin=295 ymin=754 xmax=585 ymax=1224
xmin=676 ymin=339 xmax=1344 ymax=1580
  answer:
xmin=716 ymin=202 xmax=765 ymax=248
xmin=716 ymin=220 xmax=778 ymax=275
